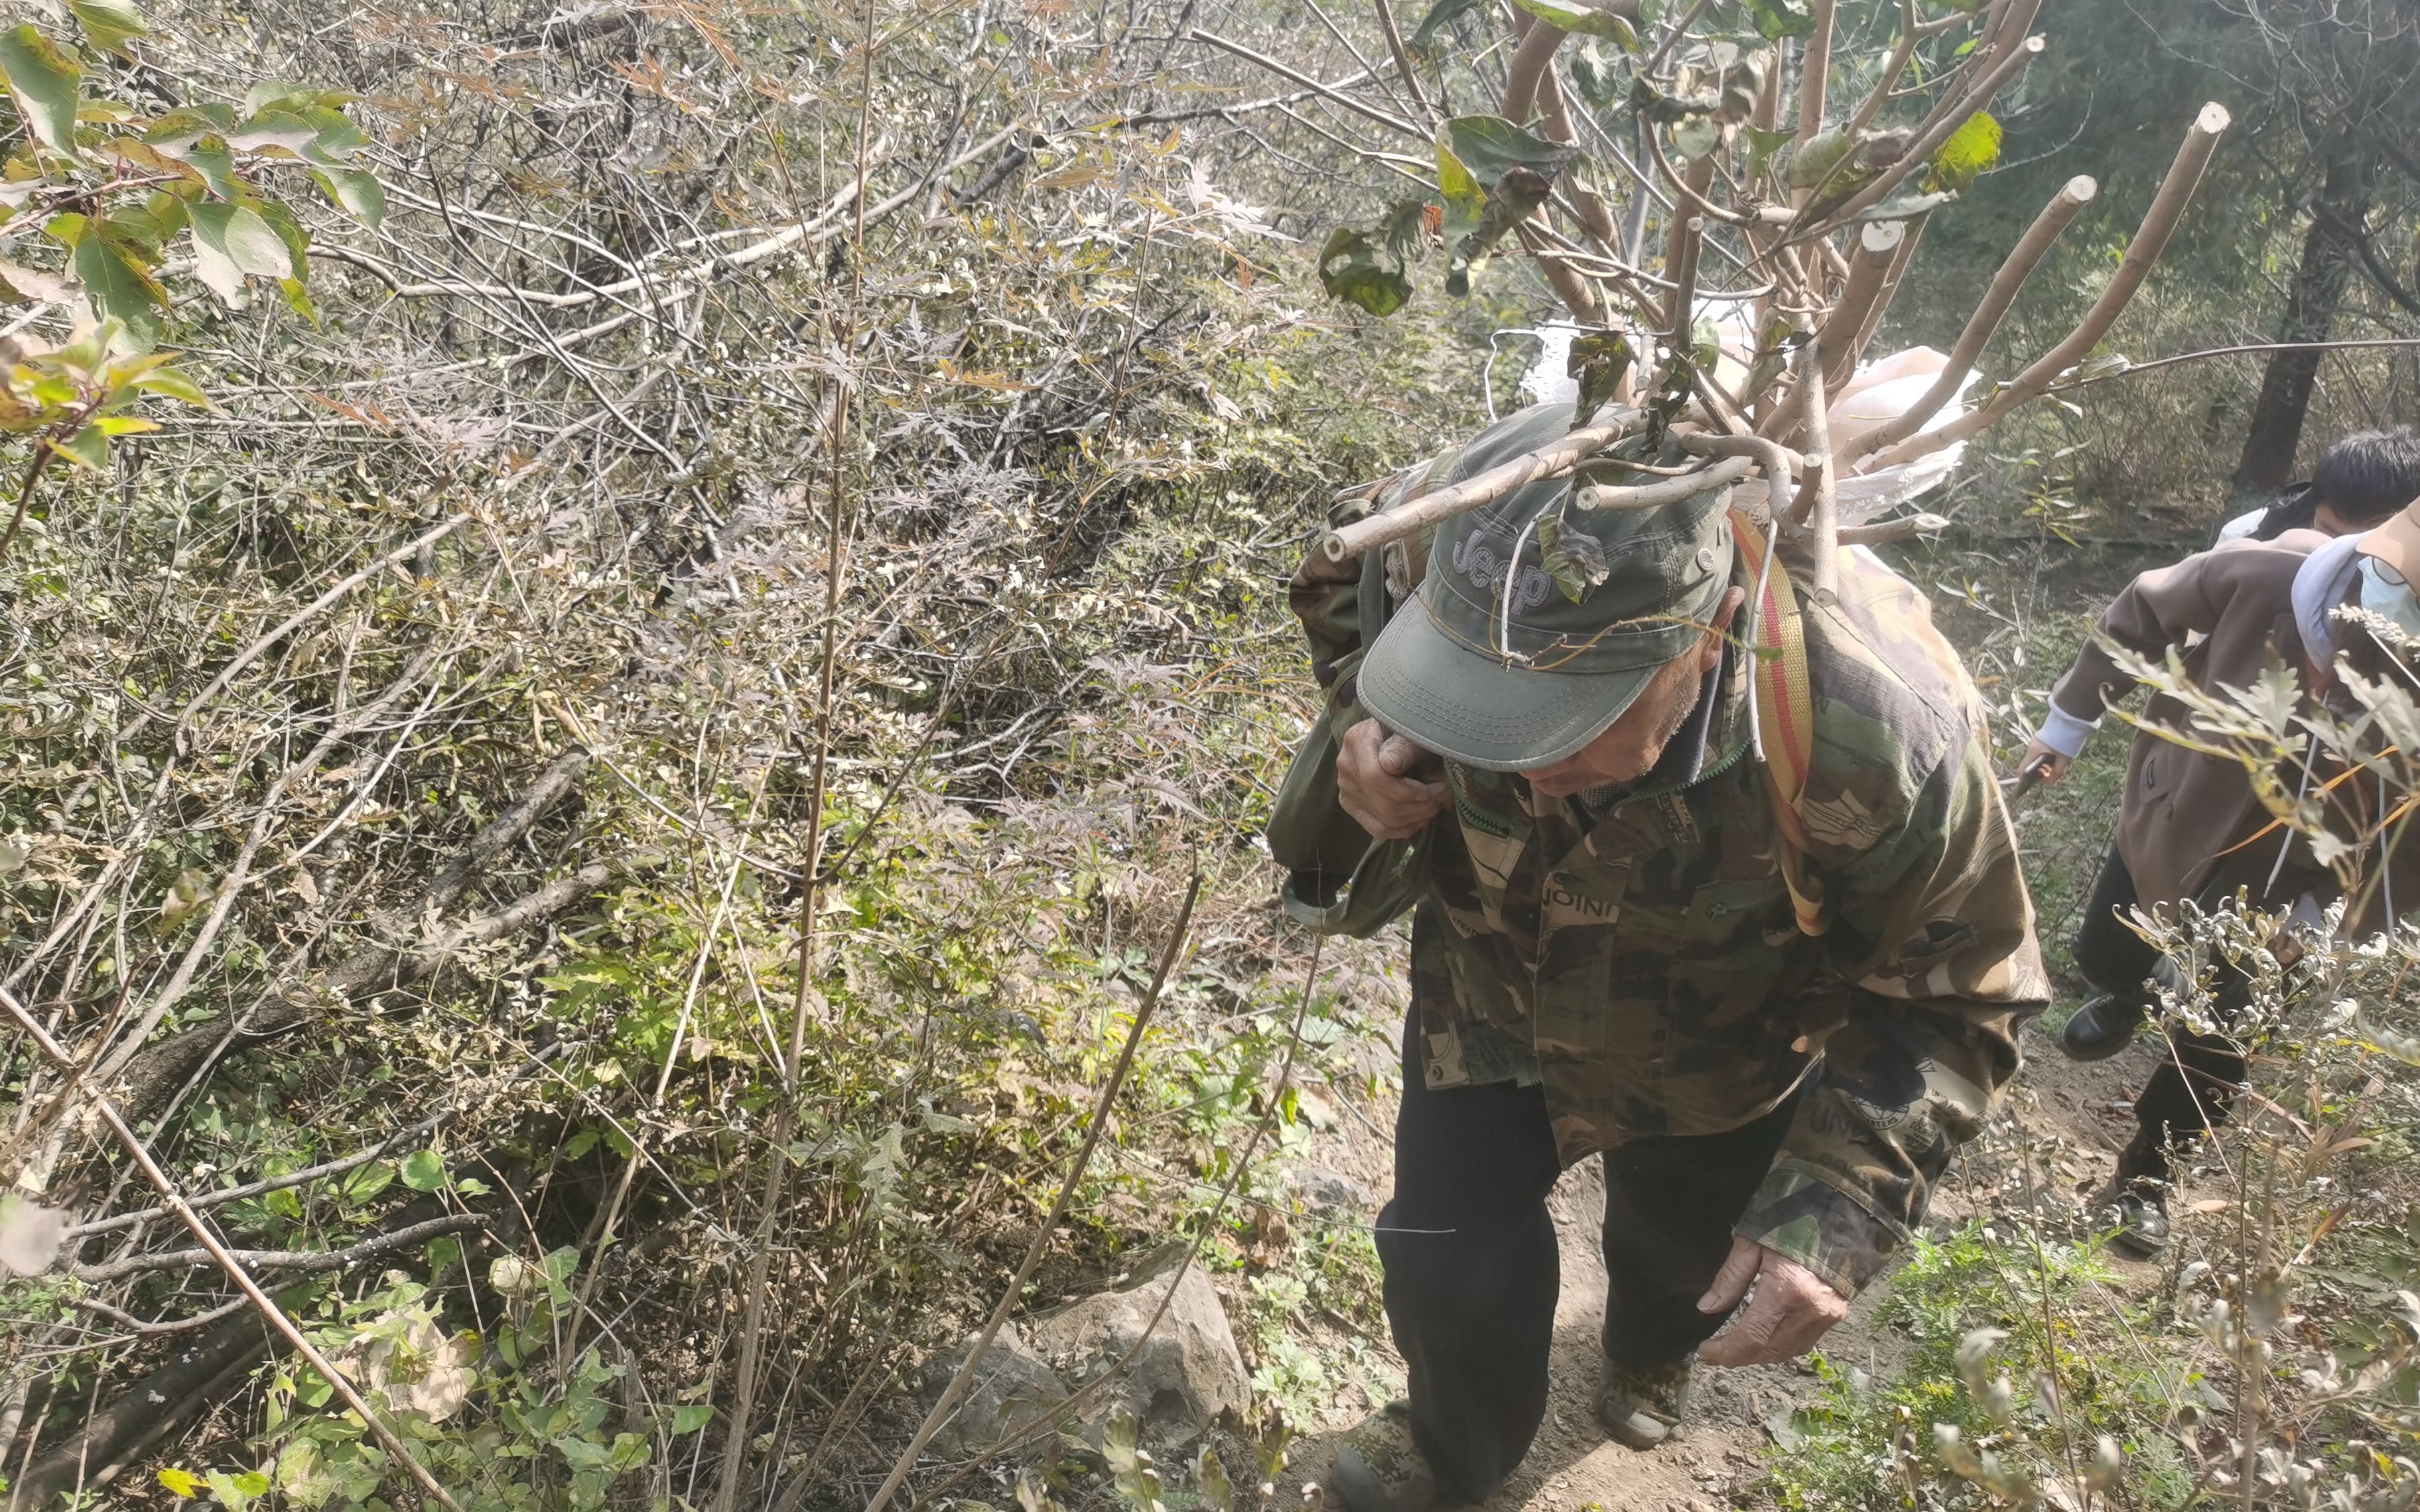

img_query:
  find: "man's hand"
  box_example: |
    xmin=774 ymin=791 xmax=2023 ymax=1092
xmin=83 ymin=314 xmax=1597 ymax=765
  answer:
xmin=1695 ymin=1235 xmax=1849 ymax=1366
xmin=2015 ymin=737 xmax=2072 ymax=788
xmin=1336 ymin=719 xmax=1450 ymax=841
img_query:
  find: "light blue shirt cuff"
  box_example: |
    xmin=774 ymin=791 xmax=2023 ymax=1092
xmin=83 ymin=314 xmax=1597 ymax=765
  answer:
xmin=2033 ymin=704 xmax=2099 ymax=759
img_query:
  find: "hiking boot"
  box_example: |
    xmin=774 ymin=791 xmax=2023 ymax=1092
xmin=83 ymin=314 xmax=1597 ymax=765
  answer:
xmin=1329 ymin=1401 xmax=1438 ymax=1512
xmin=1598 ymin=1355 xmax=1693 ymax=1450
xmin=2057 ymin=995 xmax=2147 ymax=1062
xmin=2095 ymin=1180 xmax=2171 ymax=1258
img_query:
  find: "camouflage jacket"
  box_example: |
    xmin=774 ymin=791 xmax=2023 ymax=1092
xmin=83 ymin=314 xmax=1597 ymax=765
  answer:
xmin=1278 ymin=485 xmax=2049 ymax=1300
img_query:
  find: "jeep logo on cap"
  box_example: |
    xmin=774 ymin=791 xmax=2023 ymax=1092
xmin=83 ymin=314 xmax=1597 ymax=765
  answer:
xmin=1452 ymin=530 xmax=1552 ymax=613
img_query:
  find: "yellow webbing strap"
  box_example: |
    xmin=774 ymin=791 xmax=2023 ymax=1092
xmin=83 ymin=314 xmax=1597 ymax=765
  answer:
xmin=1731 ymin=510 xmax=1828 ymax=937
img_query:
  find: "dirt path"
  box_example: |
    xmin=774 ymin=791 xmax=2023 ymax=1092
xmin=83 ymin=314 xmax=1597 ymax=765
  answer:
xmin=1278 ymin=1013 xmax=2175 ymax=1512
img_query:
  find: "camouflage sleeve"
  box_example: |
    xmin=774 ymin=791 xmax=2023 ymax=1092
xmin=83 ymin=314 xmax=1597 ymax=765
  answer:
xmin=1735 ymin=722 xmax=2048 ymax=1298
xmin=1269 ymin=462 xmax=1453 ymax=938
xmin=1288 ymin=454 xmax=1453 ymax=692
xmin=1290 ymin=529 xmax=1368 ymax=696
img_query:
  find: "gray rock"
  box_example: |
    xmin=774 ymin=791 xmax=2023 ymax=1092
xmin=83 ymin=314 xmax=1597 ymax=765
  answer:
xmin=919 ymin=1324 xmax=1069 ymax=1458
xmin=1290 ymin=1164 xmax=1373 ymax=1216
xmin=1028 ymin=1243 xmax=1249 ymax=1445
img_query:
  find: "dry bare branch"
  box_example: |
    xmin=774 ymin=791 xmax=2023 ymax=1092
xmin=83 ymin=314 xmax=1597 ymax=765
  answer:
xmin=1873 ymin=103 xmax=2232 ymax=468
xmin=1845 ymin=174 xmax=2098 ymax=467
xmin=1323 ymin=407 xmax=1645 ymax=561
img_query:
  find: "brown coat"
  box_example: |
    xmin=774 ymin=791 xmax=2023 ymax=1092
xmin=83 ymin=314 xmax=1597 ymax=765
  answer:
xmin=2047 ymin=532 xmax=2332 ymax=911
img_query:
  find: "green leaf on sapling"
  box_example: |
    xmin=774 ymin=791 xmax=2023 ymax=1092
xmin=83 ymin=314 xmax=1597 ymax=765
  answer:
xmin=1435 ymin=139 xmax=1486 ymax=247
xmin=1511 ymin=0 xmax=1640 ymax=46
xmin=1566 ymin=328 xmax=1633 ymax=420
xmin=1443 ymin=114 xmax=1579 ymax=187
xmin=68 ymin=223 xmax=167 ymax=348
xmin=277 ymin=277 xmax=318 ymax=323
xmin=1924 ymin=109 xmax=2001 ymax=192
xmin=1743 ymin=125 xmax=1795 ymax=178
xmin=310 ymin=165 xmax=383 ymax=229
xmin=0 ymin=25 xmax=83 ymax=157
xmin=1408 ymin=0 xmax=1486 ymax=51
xmin=142 ymin=103 xmax=236 ymax=146
xmin=52 ymin=423 xmax=108 ymax=472
xmin=254 ymin=198 xmax=310 ymax=280
xmin=128 ymin=365 xmax=210 ymax=407
xmin=188 ymin=200 xmax=289 ymax=304
xmin=297 ymin=104 xmax=368 ymax=161
xmin=225 ymin=109 xmax=317 ymax=157
xmin=67 ymin=0 xmax=147 ymax=57
xmin=1671 ymin=115 xmax=1721 ymax=162
xmin=161 ymin=132 xmax=238 ymax=200
xmin=1744 ymin=0 xmax=1815 ymax=38
xmin=1318 ymin=227 xmax=1411 ymax=317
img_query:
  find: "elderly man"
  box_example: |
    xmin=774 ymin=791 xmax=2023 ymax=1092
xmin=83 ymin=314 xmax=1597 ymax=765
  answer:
xmin=1270 ymin=403 xmax=2048 ymax=1512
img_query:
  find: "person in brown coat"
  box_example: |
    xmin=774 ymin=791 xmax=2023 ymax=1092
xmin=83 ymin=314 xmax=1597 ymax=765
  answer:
xmin=2019 ymin=428 xmax=2420 ymax=1253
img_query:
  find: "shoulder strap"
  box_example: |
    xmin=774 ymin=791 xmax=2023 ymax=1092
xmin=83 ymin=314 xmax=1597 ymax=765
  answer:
xmin=1731 ymin=510 xmax=1828 ymax=937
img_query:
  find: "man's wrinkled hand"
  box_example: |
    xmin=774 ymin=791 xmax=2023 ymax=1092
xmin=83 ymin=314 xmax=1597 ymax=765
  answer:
xmin=1336 ymin=719 xmax=1450 ymax=841
xmin=1695 ymin=1235 xmax=1849 ymax=1367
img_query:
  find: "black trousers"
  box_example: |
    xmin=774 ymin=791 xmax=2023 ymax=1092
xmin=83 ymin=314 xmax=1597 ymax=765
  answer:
xmin=2070 ymin=846 xmax=2263 ymax=1184
xmin=1374 ymin=1008 xmax=1795 ymax=1501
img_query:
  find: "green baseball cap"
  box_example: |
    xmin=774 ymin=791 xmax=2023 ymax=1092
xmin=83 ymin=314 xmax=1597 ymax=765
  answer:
xmin=1357 ymin=403 xmax=1737 ymax=771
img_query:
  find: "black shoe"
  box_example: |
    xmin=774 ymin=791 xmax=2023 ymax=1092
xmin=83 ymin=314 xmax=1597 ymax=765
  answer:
xmin=2057 ymin=995 xmax=2147 ymax=1062
xmin=2095 ymin=1181 xmax=2171 ymax=1257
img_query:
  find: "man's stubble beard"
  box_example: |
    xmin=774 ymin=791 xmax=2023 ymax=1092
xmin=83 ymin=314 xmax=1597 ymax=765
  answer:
xmin=1623 ymin=649 xmax=1708 ymax=777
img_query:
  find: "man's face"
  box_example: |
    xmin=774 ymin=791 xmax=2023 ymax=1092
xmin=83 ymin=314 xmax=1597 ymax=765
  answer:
xmin=1517 ymin=588 xmax=1746 ymax=797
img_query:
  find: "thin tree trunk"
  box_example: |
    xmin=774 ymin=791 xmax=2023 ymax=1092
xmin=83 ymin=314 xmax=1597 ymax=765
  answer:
xmin=2233 ymin=133 xmax=2378 ymax=495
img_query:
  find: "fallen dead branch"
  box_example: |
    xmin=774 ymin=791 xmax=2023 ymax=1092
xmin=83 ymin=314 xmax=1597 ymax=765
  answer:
xmin=69 ymin=1214 xmax=488 ymax=1284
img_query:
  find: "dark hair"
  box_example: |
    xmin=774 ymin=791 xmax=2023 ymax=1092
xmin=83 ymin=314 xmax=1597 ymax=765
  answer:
xmin=2250 ymin=480 xmax=2317 ymax=540
xmin=2312 ymin=427 xmax=2420 ymax=526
